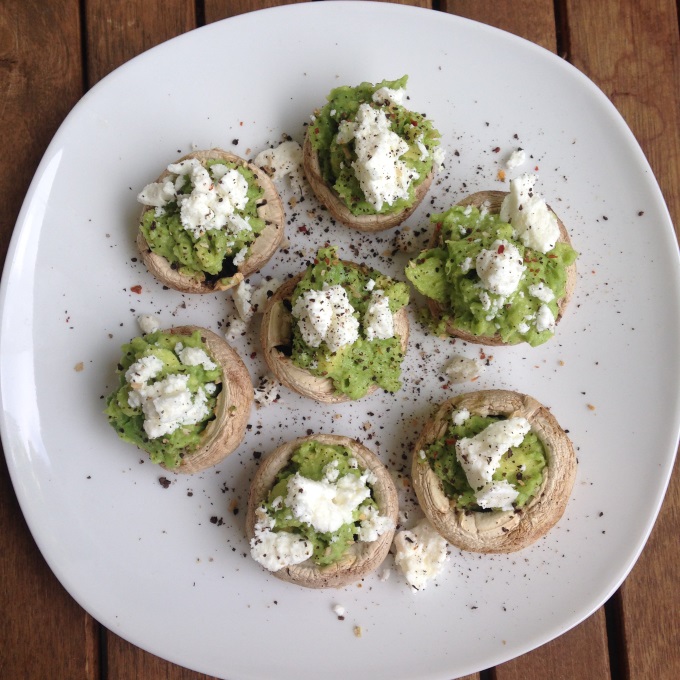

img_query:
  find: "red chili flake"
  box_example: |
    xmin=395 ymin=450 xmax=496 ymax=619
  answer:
xmin=130 ymin=285 xmax=142 ymax=294
xmin=250 ymin=352 xmax=257 ymax=359
xmin=410 ymin=119 xmax=418 ymax=126
xmin=298 ymin=226 xmax=309 ymax=234
xmin=547 ymin=254 xmax=558 ymax=259
xmin=492 ymin=146 xmax=501 ymax=153
xmin=445 ymin=438 xmax=456 ymax=446
xmin=314 ymin=127 xmax=320 ymax=134
xmin=497 ymin=244 xmax=505 ymax=254
xmin=534 ymin=165 xmax=539 ymax=171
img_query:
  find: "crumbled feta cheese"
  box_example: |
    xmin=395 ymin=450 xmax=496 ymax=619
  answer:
xmin=254 ymin=376 xmax=281 ymax=407
xmin=335 ymin=120 xmax=357 ymax=145
xmin=517 ymin=321 xmax=531 ymax=334
xmin=475 ymin=480 xmax=519 ymax=511
xmin=175 ymin=345 xmax=217 ymax=371
xmin=372 ymin=86 xmax=405 ymax=106
xmin=460 ymin=256 xmax=473 ymax=274
xmin=365 ymin=278 xmax=376 ymax=292
xmin=224 ymin=317 xmax=247 ymax=339
xmin=125 ymin=355 xmax=164 ymax=386
xmin=379 ymin=568 xmax=391 ymax=581
xmin=250 ymin=278 xmax=282 ymax=313
xmin=452 ymin=408 xmax=471 ymax=426
xmin=284 ymin=470 xmax=373 ymax=534
xmin=233 ymin=280 xmax=254 ymax=322
xmin=476 ymin=239 xmax=525 ymax=296
xmin=232 ymin=247 xmax=248 ymax=267
xmin=204 ymin=382 xmax=217 ymax=395
xmin=357 ymin=504 xmax=395 ymax=542
xmin=254 ymin=140 xmax=304 ymax=193
xmin=444 ymin=355 xmax=483 ymax=384
xmin=455 ymin=417 xmax=531 ymax=491
xmin=500 ymin=174 xmax=560 ymax=253
xmin=535 ymin=304 xmax=556 ymax=333
xmin=479 ymin=291 xmax=507 ymax=321
xmin=137 ymin=179 xmax=176 ymax=207
xmin=393 ymin=519 xmax=449 ymax=591
xmin=352 ymin=103 xmax=418 ymax=211
xmin=250 ymin=507 xmax=313 ymax=571
xmin=137 ymin=314 xmax=161 ymax=335
xmin=528 ymin=282 xmax=555 ymax=303
xmin=505 ymin=148 xmax=527 ymax=170
xmin=418 ymin=449 xmax=427 ymax=460
xmin=291 ymin=284 xmax=359 ymax=353
xmin=333 ymin=604 xmax=346 ymax=617
xmin=363 ymin=290 xmax=394 ymax=341
xmin=433 ymin=147 xmax=446 ymax=171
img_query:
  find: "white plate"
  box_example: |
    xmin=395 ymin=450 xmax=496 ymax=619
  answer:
xmin=2 ymin=3 xmax=679 ymax=679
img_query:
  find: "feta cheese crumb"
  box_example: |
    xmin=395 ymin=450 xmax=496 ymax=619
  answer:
xmin=455 ymin=418 xmax=531 ymax=491
xmin=137 ymin=314 xmax=161 ymax=335
xmin=254 ymin=140 xmax=304 ymax=193
xmin=393 ymin=519 xmax=449 ymax=591
xmin=333 ymin=604 xmax=346 ymax=618
xmin=250 ymin=507 xmax=313 ymax=571
xmin=505 ymin=148 xmax=527 ymax=170
xmin=535 ymin=304 xmax=556 ymax=333
xmin=452 ymin=408 xmax=471 ymax=426
xmin=251 ymin=278 xmax=282 ymax=313
xmin=254 ymin=376 xmax=281 ymax=407
xmin=365 ymin=278 xmax=376 ymax=292
xmin=444 ymin=355 xmax=483 ymax=384
xmin=475 ymin=480 xmax=519 ymax=511
xmin=372 ymin=86 xmax=405 ymax=106
xmin=232 ymin=247 xmax=248 ymax=267
xmin=379 ymin=568 xmax=391 ymax=582
xmin=351 ymin=103 xmax=418 ymax=211
xmin=125 ymin=355 xmax=164 ymax=386
xmin=363 ymin=289 xmax=395 ymax=341
xmin=175 ymin=344 xmax=217 ymax=371
xmin=476 ymin=239 xmax=525 ymax=296
xmin=528 ymin=282 xmax=555 ymax=303
xmin=291 ymin=284 xmax=359 ymax=353
xmin=500 ymin=174 xmax=560 ymax=253
xmin=357 ymin=504 xmax=395 ymax=542
xmin=233 ymin=280 xmax=254 ymax=322
xmin=224 ymin=318 xmax=247 ymax=340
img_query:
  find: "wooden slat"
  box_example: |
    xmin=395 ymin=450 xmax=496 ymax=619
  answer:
xmin=84 ymin=0 xmax=196 ymax=86
xmin=567 ymin=2 xmax=680 ymax=676
xmin=0 ymin=2 xmax=96 ymax=678
xmin=441 ymin=0 xmax=557 ymax=51
xmin=441 ymin=1 xmax=614 ymax=676
xmin=205 ymin=0 xmax=311 ymax=23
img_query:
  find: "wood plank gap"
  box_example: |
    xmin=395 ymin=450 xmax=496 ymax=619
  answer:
xmin=195 ymin=0 xmax=206 ymax=27
xmin=99 ymin=621 xmax=108 ymax=680
xmin=552 ymin=0 xmax=571 ymax=60
xmin=79 ymin=0 xmax=90 ymax=93
xmin=605 ymin=591 xmax=629 ymax=680
xmin=480 ymin=668 xmax=495 ymax=680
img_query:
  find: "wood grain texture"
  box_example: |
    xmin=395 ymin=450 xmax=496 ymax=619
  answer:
xmin=441 ymin=0 xmax=557 ymax=51
xmin=567 ymin=2 xmax=680 ymax=678
xmin=205 ymin=0 xmax=311 ymax=22
xmin=0 ymin=2 xmax=97 ymax=679
xmin=84 ymin=0 xmax=196 ymax=86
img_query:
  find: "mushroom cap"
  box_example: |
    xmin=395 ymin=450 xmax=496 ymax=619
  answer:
xmin=161 ymin=326 xmax=253 ymax=474
xmin=411 ymin=389 xmax=577 ymax=553
xmin=426 ymin=190 xmax=576 ymax=345
xmin=302 ymin=130 xmax=434 ymax=233
xmin=137 ymin=149 xmax=285 ymax=294
xmin=246 ymin=433 xmax=398 ymax=588
xmin=260 ymin=266 xmax=409 ymax=403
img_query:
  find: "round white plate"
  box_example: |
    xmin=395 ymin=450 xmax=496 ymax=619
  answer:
xmin=2 ymin=3 xmax=679 ymax=679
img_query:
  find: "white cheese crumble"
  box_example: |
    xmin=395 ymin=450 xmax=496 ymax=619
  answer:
xmin=232 ymin=247 xmax=248 ymax=267
xmin=363 ymin=289 xmax=394 ymax=341
xmin=535 ymin=304 xmax=556 ymax=333
xmin=137 ymin=314 xmax=161 ymax=335
xmin=351 ymin=102 xmax=418 ymax=211
xmin=253 ymin=376 xmax=281 ymax=407
xmin=291 ymin=284 xmax=359 ymax=353
xmin=433 ymin=146 xmax=446 ymax=171
xmin=444 ymin=355 xmax=483 ymax=384
xmin=528 ymin=282 xmax=555 ymax=303
xmin=333 ymin=604 xmax=346 ymax=617
xmin=254 ymin=140 xmax=304 ymax=193
xmin=452 ymin=408 xmax=471 ymax=426
xmin=500 ymin=174 xmax=560 ymax=254
xmin=357 ymin=504 xmax=395 ymax=542
xmin=233 ymin=280 xmax=254 ymax=322
xmin=393 ymin=519 xmax=449 ymax=592
xmin=460 ymin=256 xmax=473 ymax=274
xmin=224 ymin=317 xmax=247 ymax=339
xmin=250 ymin=278 xmax=282 ymax=313
xmin=455 ymin=417 xmax=531 ymax=493
xmin=138 ymin=158 xmax=252 ymax=239
xmin=175 ymin=344 xmax=217 ymax=371
xmin=250 ymin=507 xmax=313 ymax=572
xmin=475 ymin=480 xmax=519 ymax=512
xmin=505 ymin=148 xmax=527 ymax=170
xmin=475 ymin=239 xmax=525 ymax=296
xmin=371 ymin=86 xmax=405 ymax=106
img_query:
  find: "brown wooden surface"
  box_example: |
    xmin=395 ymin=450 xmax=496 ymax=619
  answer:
xmin=1 ymin=1 xmax=678 ymax=679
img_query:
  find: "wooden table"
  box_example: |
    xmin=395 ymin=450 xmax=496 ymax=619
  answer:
xmin=1 ymin=1 xmax=678 ymax=678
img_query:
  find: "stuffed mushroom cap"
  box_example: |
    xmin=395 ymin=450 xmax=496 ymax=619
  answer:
xmin=411 ymin=389 xmax=576 ymax=553
xmin=246 ymin=433 xmax=398 ymax=588
xmin=137 ymin=149 xmax=285 ymax=294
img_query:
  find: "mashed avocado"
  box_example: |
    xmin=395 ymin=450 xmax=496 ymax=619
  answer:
xmin=140 ymin=159 xmax=265 ymax=286
xmin=290 ymin=246 xmax=409 ymax=399
xmin=308 ymin=76 xmax=441 ymax=215
xmin=261 ymin=441 xmax=382 ymax=566
xmin=405 ymin=206 xmax=577 ymax=346
xmin=104 ymin=330 xmax=222 ymax=468
xmin=422 ymin=414 xmax=546 ymax=510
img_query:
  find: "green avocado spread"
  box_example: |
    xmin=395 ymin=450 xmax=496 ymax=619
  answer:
xmin=139 ymin=158 xmax=265 ymax=286
xmin=421 ymin=414 xmax=547 ymax=511
xmin=261 ymin=440 xmax=382 ymax=566
xmin=290 ymin=246 xmax=409 ymax=399
xmin=405 ymin=206 xmax=578 ymax=346
xmin=308 ymin=75 xmax=441 ymax=215
xmin=104 ymin=330 xmax=222 ymax=468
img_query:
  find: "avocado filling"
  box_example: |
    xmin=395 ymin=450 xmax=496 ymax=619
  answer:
xmin=138 ymin=157 xmax=266 ymax=286
xmin=405 ymin=198 xmax=577 ymax=346
xmin=105 ymin=330 xmax=222 ymax=468
xmin=250 ymin=440 xmax=393 ymax=571
xmin=308 ymin=75 xmax=442 ymax=215
xmin=289 ymin=246 xmax=409 ymax=399
xmin=419 ymin=410 xmax=546 ymax=511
